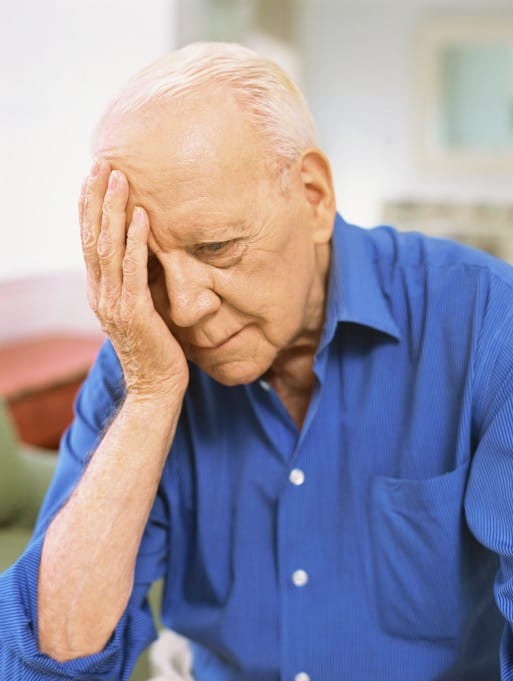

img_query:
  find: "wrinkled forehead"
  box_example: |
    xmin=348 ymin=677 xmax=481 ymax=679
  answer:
xmin=95 ymin=91 xmax=273 ymax=211
xmin=93 ymin=96 xmax=285 ymax=243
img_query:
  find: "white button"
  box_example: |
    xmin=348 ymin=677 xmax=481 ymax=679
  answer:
xmin=289 ymin=468 xmax=305 ymax=486
xmin=291 ymin=569 xmax=309 ymax=587
xmin=259 ymin=379 xmax=270 ymax=391
xmin=295 ymin=673 xmax=311 ymax=681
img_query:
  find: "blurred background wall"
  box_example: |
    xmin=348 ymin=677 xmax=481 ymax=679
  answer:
xmin=0 ymin=0 xmax=176 ymax=339
xmin=300 ymin=1 xmax=513 ymax=224
xmin=1 ymin=0 xmax=512 ymax=341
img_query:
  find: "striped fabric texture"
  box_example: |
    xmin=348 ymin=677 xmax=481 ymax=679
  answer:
xmin=1 ymin=214 xmax=513 ymax=680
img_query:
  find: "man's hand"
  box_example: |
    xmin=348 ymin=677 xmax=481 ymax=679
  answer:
xmin=79 ymin=159 xmax=189 ymax=399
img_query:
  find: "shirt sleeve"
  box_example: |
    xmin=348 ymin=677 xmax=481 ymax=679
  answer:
xmin=464 ymin=276 xmax=513 ymax=681
xmin=0 ymin=340 xmax=169 ymax=680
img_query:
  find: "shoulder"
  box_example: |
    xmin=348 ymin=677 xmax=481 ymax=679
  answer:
xmin=359 ymin=224 xmax=513 ymax=321
xmin=368 ymin=227 xmax=513 ymax=425
xmin=351 ymin=222 xmax=513 ymax=370
xmin=362 ymin=226 xmax=513 ymax=407
xmin=365 ymin=223 xmax=513 ymax=285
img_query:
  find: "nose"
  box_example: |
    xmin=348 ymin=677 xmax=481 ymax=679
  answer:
xmin=162 ymin=253 xmax=221 ymax=328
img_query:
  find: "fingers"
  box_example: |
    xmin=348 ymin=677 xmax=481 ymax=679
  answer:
xmin=80 ymin=160 xmax=110 ymax=309
xmin=121 ymin=206 xmax=151 ymax=309
xmin=79 ymin=159 xmax=132 ymax=321
xmin=79 ymin=161 xmax=156 ymax=345
xmin=97 ymin=170 xmax=129 ymax=304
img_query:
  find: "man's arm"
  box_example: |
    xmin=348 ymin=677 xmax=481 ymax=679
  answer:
xmin=0 ymin=345 xmax=170 ymax=679
xmin=37 ymin=160 xmax=189 ymax=661
xmin=37 ymin=392 xmax=179 ymax=661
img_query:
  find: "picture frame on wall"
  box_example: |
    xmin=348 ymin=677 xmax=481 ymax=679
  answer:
xmin=417 ymin=17 xmax=513 ymax=173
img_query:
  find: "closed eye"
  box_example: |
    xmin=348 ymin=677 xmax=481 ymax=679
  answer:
xmin=193 ymin=239 xmax=244 ymax=268
xmin=196 ymin=240 xmax=232 ymax=254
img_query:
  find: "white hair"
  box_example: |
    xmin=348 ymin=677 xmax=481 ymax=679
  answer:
xmin=92 ymin=41 xmax=318 ymax=173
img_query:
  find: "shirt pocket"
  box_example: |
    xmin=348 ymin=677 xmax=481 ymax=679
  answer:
xmin=368 ymin=461 xmax=469 ymax=642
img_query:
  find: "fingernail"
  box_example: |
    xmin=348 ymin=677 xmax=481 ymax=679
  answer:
xmin=133 ymin=206 xmax=145 ymax=223
xmin=108 ymin=171 xmax=119 ymax=190
xmin=90 ymin=159 xmax=101 ymax=177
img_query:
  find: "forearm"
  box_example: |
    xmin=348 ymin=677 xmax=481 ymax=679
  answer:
xmin=38 ymin=392 xmax=181 ymax=662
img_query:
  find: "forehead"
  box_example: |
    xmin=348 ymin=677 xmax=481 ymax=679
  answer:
xmin=97 ymin=91 xmax=274 ymax=231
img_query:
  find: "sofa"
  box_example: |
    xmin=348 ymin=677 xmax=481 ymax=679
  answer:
xmin=0 ymin=397 xmax=57 ymax=573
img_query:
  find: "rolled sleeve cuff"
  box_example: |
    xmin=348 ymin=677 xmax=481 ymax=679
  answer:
xmin=0 ymin=534 xmax=156 ymax=680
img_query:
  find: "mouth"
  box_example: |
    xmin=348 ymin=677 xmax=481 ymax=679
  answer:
xmin=188 ymin=327 xmax=246 ymax=351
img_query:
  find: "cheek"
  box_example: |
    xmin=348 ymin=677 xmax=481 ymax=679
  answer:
xmin=216 ymin=272 xmax=277 ymax=320
xmin=219 ymin=253 xmax=309 ymax=321
xmin=210 ymin=268 xmax=256 ymax=313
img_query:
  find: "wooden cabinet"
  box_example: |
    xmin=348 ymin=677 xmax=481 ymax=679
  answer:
xmin=0 ymin=334 xmax=104 ymax=449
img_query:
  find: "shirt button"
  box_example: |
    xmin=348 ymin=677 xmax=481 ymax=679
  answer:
xmin=259 ymin=379 xmax=270 ymax=391
xmin=291 ymin=569 xmax=309 ymax=587
xmin=289 ymin=468 xmax=305 ymax=486
xmin=295 ymin=673 xmax=311 ymax=681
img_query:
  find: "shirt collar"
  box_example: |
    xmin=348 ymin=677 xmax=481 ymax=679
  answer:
xmin=319 ymin=213 xmax=401 ymax=351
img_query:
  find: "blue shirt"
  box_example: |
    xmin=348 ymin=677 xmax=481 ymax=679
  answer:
xmin=1 ymin=214 xmax=513 ymax=681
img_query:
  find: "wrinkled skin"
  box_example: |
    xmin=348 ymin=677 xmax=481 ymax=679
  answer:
xmin=80 ymin=87 xmax=336 ymax=418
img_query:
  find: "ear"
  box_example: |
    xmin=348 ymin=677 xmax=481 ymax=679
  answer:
xmin=299 ymin=148 xmax=336 ymax=244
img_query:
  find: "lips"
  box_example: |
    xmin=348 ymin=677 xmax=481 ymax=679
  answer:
xmin=187 ymin=327 xmax=244 ymax=350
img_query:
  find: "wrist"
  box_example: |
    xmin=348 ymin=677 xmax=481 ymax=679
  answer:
xmin=123 ymin=384 xmax=186 ymax=409
xmin=119 ymin=389 xmax=185 ymax=453
xmin=124 ymin=373 xmax=188 ymax=403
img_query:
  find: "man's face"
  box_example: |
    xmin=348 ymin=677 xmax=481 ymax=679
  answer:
xmin=98 ymin=92 xmax=333 ymax=385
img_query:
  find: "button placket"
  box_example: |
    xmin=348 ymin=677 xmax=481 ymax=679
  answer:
xmin=277 ymin=436 xmax=318 ymax=681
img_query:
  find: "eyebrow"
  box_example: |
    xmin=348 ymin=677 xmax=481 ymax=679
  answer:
xmin=179 ymin=222 xmax=249 ymax=243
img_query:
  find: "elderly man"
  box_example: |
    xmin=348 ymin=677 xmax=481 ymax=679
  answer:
xmin=1 ymin=42 xmax=513 ymax=681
